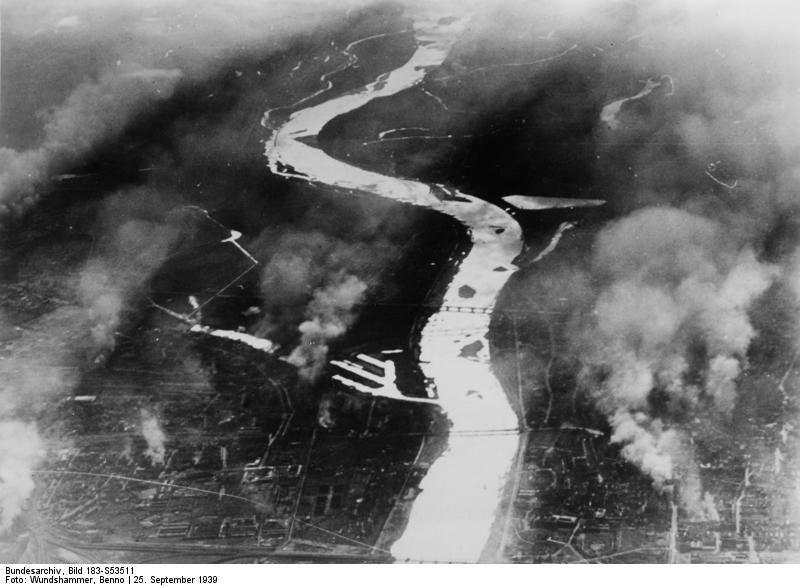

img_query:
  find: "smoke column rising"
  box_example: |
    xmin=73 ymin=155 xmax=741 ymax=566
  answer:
xmin=0 ymin=0 xmax=401 ymax=532
xmin=78 ymin=212 xmax=181 ymax=354
xmin=288 ymin=273 xmax=368 ymax=380
xmin=459 ymin=0 xmax=800 ymax=513
xmin=4 ymin=0 xmax=800 ymax=534
xmin=140 ymin=409 xmax=167 ymax=467
xmin=574 ymin=203 xmax=778 ymax=511
xmin=252 ymin=225 xmax=402 ymax=378
xmin=0 ymin=421 xmax=43 ymax=532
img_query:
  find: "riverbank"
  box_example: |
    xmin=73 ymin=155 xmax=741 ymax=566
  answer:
xmin=264 ymin=8 xmax=531 ymax=562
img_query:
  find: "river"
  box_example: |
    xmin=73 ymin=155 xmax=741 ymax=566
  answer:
xmin=264 ymin=9 xmax=541 ymax=563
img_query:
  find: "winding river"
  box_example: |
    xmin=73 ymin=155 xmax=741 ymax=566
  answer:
xmin=264 ymin=10 xmax=533 ymax=562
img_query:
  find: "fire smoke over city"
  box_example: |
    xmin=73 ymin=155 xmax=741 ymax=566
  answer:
xmin=469 ymin=0 xmax=800 ymax=514
xmin=1 ymin=0 xmax=800 ymax=559
xmin=0 ymin=0 xmax=373 ymax=533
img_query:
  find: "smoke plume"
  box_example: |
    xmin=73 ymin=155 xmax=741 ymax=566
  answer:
xmin=564 ymin=0 xmax=800 ymax=509
xmin=0 ymin=0 xmax=365 ymax=220
xmin=78 ymin=207 xmax=181 ymax=354
xmin=5 ymin=0 xmax=799 ymax=533
xmin=0 ymin=0 xmax=400 ymax=532
xmin=0 ymin=421 xmax=44 ymax=532
xmin=0 ymin=196 xmax=181 ymax=532
xmin=139 ymin=409 xmax=167 ymax=467
xmin=0 ymin=70 xmax=182 ymax=216
xmin=288 ymin=273 xmax=368 ymax=380
xmin=251 ymin=221 xmax=403 ymax=379
xmin=580 ymin=208 xmax=777 ymax=460
xmin=440 ymin=0 xmax=800 ymax=514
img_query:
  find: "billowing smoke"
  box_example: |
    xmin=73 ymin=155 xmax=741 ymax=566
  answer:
xmin=567 ymin=0 xmax=800 ymax=511
xmin=0 ymin=0 xmax=400 ymax=533
xmin=5 ymin=0 xmax=797 ymax=539
xmin=0 ymin=71 xmax=181 ymax=216
xmin=0 ymin=0 xmax=365 ymax=220
xmin=0 ymin=198 xmax=181 ymax=531
xmin=0 ymin=421 xmax=44 ymax=532
xmin=288 ymin=272 xmax=368 ymax=380
xmin=0 ymin=305 xmax=84 ymax=535
xmin=252 ymin=226 xmax=401 ymax=379
xmin=577 ymin=207 xmax=776 ymax=500
xmin=78 ymin=207 xmax=180 ymax=354
xmin=139 ymin=409 xmax=167 ymax=467
xmin=440 ymin=0 xmax=800 ymax=515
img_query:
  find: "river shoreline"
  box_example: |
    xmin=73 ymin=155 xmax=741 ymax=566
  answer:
xmin=264 ymin=9 xmax=529 ymax=562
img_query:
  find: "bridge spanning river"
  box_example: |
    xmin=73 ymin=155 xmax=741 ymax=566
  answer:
xmin=262 ymin=9 xmax=562 ymax=562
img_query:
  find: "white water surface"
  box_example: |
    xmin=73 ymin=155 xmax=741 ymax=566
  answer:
xmin=263 ymin=10 xmax=573 ymax=562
